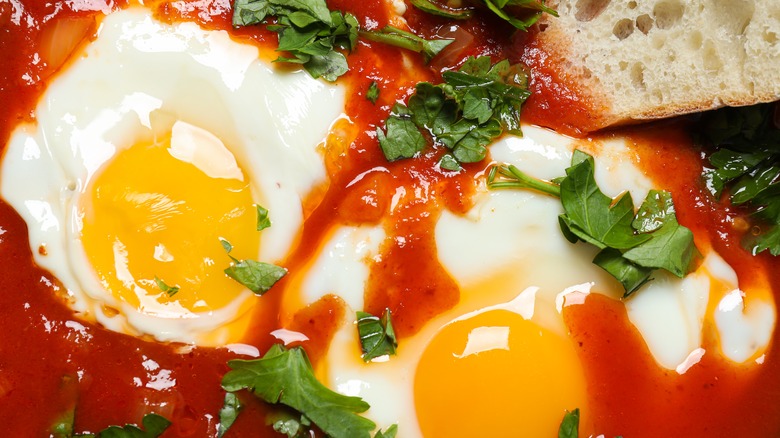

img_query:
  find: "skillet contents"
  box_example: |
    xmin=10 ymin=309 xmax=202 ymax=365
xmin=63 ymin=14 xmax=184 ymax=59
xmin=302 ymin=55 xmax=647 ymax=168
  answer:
xmin=0 ymin=0 xmax=779 ymax=436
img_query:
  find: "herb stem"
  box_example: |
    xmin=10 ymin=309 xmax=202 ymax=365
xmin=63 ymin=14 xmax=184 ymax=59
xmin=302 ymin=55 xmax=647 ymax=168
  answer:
xmin=488 ymin=164 xmax=561 ymax=197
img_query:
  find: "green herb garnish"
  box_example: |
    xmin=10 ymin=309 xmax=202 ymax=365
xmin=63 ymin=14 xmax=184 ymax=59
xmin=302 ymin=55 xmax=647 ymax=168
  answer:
xmin=222 ymin=344 xmax=376 ymax=438
xmin=221 ymin=238 xmax=287 ymax=295
xmin=377 ymin=56 xmax=530 ymax=165
xmin=407 ymin=0 xmax=556 ymax=29
xmin=558 ymin=408 xmax=579 ymax=438
xmin=699 ymin=104 xmax=780 ymax=255
xmin=360 ymin=26 xmax=454 ymax=62
xmin=367 ymin=81 xmax=380 ymax=104
xmin=489 ymin=150 xmax=699 ymax=296
xmin=218 ymin=392 xmax=242 ymax=437
xmin=232 ymin=0 xmax=359 ymax=81
xmin=408 ymin=0 xmax=472 ymax=19
xmin=374 ymin=424 xmax=399 ymax=438
xmin=256 ymin=204 xmax=271 ymax=231
xmin=153 ymin=276 xmax=179 ymax=297
xmin=74 ymin=413 xmax=171 ymax=438
xmin=356 ymin=308 xmax=398 ymax=362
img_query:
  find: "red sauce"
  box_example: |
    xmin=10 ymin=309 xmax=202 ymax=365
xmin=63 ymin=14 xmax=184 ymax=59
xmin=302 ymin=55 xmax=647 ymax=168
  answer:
xmin=1 ymin=1 xmax=779 ymax=437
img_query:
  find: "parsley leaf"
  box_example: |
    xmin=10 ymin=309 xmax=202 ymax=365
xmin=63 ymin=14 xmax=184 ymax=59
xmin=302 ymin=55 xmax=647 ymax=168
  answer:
xmin=221 ymin=238 xmax=288 ymax=295
xmin=374 ymin=424 xmax=399 ymax=438
xmin=75 ymin=413 xmax=171 ymax=438
xmin=488 ymin=151 xmax=699 ymax=296
xmin=224 ymin=259 xmax=288 ymax=295
xmin=267 ymin=409 xmax=313 ymax=438
xmin=558 ymin=408 xmax=579 ymax=438
xmin=408 ymin=0 xmax=472 ymax=19
xmin=360 ymin=26 xmax=454 ymax=62
xmin=623 ymin=190 xmax=697 ymax=277
xmin=377 ymin=56 xmax=530 ymax=164
xmin=153 ymin=276 xmax=179 ymax=297
xmin=366 ymin=81 xmax=380 ymax=104
xmin=218 ymin=392 xmax=242 ymax=437
xmin=232 ymin=0 xmax=358 ymax=81
xmin=222 ymin=344 xmax=376 ymax=438
xmin=699 ymin=104 xmax=780 ymax=255
xmin=356 ymin=309 xmax=398 ymax=362
xmin=256 ymin=204 xmax=271 ymax=231
xmin=377 ymin=103 xmax=427 ymax=161
xmin=558 ymin=151 xmax=650 ymax=250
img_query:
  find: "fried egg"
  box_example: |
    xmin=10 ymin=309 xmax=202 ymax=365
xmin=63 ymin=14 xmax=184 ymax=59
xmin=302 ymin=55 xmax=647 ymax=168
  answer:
xmin=0 ymin=8 xmax=344 ymax=345
xmin=285 ymin=126 xmax=777 ymax=436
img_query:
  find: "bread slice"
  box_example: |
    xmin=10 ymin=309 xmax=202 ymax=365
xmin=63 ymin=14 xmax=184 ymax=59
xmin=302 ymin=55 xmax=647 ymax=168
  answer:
xmin=524 ymin=0 xmax=780 ymax=132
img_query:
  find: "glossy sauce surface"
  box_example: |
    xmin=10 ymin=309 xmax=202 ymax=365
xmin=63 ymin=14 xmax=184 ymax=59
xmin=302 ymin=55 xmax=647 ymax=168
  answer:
xmin=1 ymin=1 xmax=779 ymax=436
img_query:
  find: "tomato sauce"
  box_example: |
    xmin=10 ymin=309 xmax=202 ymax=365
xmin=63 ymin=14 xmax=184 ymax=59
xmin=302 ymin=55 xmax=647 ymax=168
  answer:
xmin=1 ymin=0 xmax=779 ymax=436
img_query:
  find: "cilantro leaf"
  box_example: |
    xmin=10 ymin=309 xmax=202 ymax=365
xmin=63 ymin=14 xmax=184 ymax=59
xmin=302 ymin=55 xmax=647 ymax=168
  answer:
xmin=558 ymin=151 xmax=650 ymax=250
xmin=267 ymin=409 xmax=313 ymax=438
xmin=76 ymin=413 xmax=171 ymax=438
xmin=377 ymin=56 xmax=531 ymax=165
xmin=479 ymin=0 xmax=558 ymax=30
xmin=438 ymin=153 xmax=461 ymax=171
xmin=221 ymin=238 xmax=288 ymax=294
xmin=622 ymin=190 xmax=697 ymax=277
xmin=218 ymin=392 xmax=242 ymax=437
xmin=360 ymin=26 xmax=454 ymax=62
xmin=366 ymin=81 xmax=380 ymax=104
xmin=374 ymin=424 xmax=399 ymax=438
xmin=232 ymin=0 xmax=358 ymax=81
xmin=698 ymin=103 xmax=780 ymax=256
xmin=377 ymin=103 xmax=427 ymax=161
xmin=153 ymin=276 xmax=179 ymax=297
xmin=558 ymin=408 xmax=579 ymax=438
xmin=256 ymin=204 xmax=271 ymax=231
xmin=487 ymin=150 xmax=699 ymax=296
xmin=222 ymin=344 xmax=376 ymax=438
xmin=356 ymin=309 xmax=398 ymax=362
xmin=408 ymin=0 xmax=472 ymax=19
xmin=593 ymin=248 xmax=653 ymax=296
xmin=224 ymin=259 xmax=288 ymax=295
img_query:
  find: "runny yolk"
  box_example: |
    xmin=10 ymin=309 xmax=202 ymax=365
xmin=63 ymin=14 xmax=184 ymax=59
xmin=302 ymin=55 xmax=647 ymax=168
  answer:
xmin=80 ymin=122 xmax=259 ymax=316
xmin=414 ymin=309 xmax=589 ymax=437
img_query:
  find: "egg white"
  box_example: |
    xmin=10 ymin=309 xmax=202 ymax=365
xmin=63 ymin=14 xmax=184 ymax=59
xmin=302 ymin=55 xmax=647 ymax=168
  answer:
xmin=0 ymin=8 xmax=345 ymax=345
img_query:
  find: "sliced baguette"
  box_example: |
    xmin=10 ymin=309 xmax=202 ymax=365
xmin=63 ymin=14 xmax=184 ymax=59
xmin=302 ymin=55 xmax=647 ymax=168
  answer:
xmin=526 ymin=0 xmax=780 ymax=132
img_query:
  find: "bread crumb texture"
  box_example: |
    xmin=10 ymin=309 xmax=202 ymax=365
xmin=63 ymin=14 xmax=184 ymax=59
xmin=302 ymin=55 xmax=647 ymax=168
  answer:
xmin=536 ymin=0 xmax=780 ymax=127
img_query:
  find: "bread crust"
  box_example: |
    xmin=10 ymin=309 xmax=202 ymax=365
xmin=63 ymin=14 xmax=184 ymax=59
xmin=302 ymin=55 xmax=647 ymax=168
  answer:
xmin=525 ymin=0 xmax=780 ymax=133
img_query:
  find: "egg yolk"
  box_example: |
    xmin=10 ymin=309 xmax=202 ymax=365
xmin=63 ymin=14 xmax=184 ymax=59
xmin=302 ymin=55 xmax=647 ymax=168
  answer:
xmin=80 ymin=124 xmax=259 ymax=316
xmin=414 ymin=309 xmax=588 ymax=436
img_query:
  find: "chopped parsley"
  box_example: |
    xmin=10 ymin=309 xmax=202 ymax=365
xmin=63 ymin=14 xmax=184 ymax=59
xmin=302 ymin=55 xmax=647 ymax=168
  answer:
xmin=377 ymin=56 xmax=530 ymax=165
xmin=558 ymin=408 xmax=579 ymax=438
xmin=360 ymin=26 xmax=454 ymax=62
xmin=488 ymin=150 xmax=699 ymax=296
xmin=66 ymin=413 xmax=171 ymax=438
xmin=218 ymin=392 xmax=242 ymax=437
xmin=374 ymin=424 xmax=399 ymax=438
xmin=408 ymin=0 xmax=473 ymax=19
xmin=256 ymin=204 xmax=271 ymax=231
xmin=699 ymin=103 xmax=780 ymax=255
xmin=366 ymin=81 xmax=380 ymax=104
xmin=221 ymin=238 xmax=288 ymax=295
xmin=153 ymin=276 xmax=179 ymax=297
xmin=221 ymin=344 xmax=376 ymax=438
xmin=232 ymin=0 xmax=359 ymax=81
xmin=356 ymin=308 xmax=398 ymax=362
xmin=407 ymin=0 xmax=557 ymax=30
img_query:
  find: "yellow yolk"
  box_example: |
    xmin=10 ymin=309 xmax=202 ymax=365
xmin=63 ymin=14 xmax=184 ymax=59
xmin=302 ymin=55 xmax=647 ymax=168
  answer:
xmin=414 ymin=309 xmax=588 ymax=437
xmin=80 ymin=127 xmax=259 ymax=316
